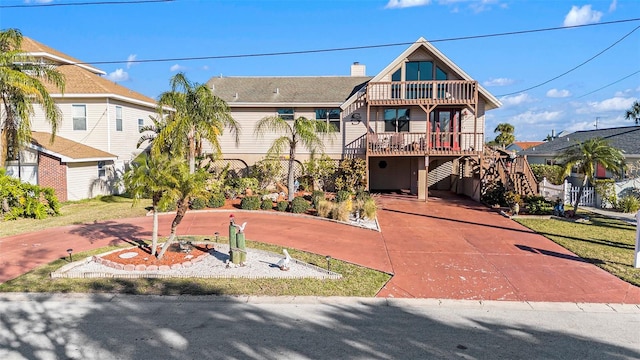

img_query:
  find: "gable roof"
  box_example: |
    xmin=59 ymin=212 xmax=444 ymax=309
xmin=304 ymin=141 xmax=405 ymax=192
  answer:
xmin=519 ymin=126 xmax=640 ymax=156
xmin=21 ymin=37 xmax=157 ymax=109
xmin=207 ymin=76 xmax=371 ymax=106
xmin=29 ymin=132 xmax=117 ymax=163
xmin=508 ymin=141 xmax=544 ymax=151
xmin=342 ymin=37 xmax=502 ymax=111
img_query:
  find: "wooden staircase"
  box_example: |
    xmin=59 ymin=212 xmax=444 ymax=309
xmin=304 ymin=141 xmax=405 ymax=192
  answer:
xmin=481 ymin=147 xmax=537 ymax=197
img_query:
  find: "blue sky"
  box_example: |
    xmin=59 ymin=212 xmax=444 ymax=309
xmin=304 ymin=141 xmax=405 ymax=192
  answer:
xmin=4 ymin=0 xmax=639 ymax=141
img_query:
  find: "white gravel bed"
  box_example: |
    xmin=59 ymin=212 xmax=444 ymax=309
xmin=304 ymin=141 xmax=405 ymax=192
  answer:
xmin=51 ymin=243 xmax=341 ymax=280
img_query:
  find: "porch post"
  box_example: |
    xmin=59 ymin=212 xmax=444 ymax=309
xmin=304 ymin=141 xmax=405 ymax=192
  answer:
xmin=366 ymin=103 xmax=371 ymax=191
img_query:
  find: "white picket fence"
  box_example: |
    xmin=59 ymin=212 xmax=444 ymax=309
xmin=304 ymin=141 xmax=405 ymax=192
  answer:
xmin=538 ymin=178 xmax=595 ymax=207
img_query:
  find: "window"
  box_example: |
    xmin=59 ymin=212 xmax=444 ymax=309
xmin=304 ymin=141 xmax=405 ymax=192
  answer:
xmin=72 ymin=105 xmax=86 ymax=131
xmin=115 ymin=106 xmax=123 ymax=131
xmin=138 ymin=119 xmax=144 ymax=132
xmin=315 ymin=108 xmax=341 ymax=132
xmin=384 ymin=108 xmax=410 ymax=132
xmin=277 ymin=108 xmax=294 ymax=120
xmin=97 ymin=161 xmax=106 ymax=177
xmin=406 ymin=61 xmax=433 ymax=99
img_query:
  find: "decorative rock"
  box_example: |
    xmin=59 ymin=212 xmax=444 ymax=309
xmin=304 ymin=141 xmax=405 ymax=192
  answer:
xmin=114 ymin=264 xmax=124 ymax=270
xmin=182 ymin=261 xmax=193 ymax=268
xmin=147 ymin=265 xmax=158 ymax=271
xmin=118 ymin=252 xmax=139 ymax=259
xmin=158 ymin=265 xmax=170 ymax=271
xmin=124 ymin=264 xmax=135 ymax=271
xmin=135 ymin=264 xmax=147 ymax=271
xmin=171 ymin=264 xmax=182 ymax=270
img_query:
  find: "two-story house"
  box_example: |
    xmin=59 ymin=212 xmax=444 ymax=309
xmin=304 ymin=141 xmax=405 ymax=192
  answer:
xmin=209 ymin=38 xmax=501 ymax=201
xmin=6 ymin=37 xmax=158 ymax=201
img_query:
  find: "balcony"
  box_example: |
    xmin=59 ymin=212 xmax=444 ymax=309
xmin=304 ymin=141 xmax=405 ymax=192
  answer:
xmin=367 ymin=132 xmax=481 ymax=157
xmin=367 ymin=80 xmax=477 ymax=106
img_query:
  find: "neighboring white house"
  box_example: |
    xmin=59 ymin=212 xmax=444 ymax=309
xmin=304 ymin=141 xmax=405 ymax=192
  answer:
xmin=5 ymin=37 xmax=158 ymax=201
xmin=209 ymin=38 xmax=501 ymax=201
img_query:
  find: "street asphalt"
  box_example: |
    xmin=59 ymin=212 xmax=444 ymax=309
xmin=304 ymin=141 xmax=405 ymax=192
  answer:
xmin=0 ymin=293 xmax=638 ymax=360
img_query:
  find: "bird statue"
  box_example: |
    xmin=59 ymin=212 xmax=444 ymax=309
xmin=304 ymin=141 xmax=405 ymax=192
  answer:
xmin=277 ymin=249 xmax=291 ymax=271
xmin=233 ymin=221 xmax=247 ymax=233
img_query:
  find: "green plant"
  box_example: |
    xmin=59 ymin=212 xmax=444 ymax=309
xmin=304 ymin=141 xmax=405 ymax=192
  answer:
xmin=594 ymin=179 xmax=617 ymax=209
xmin=481 ymin=180 xmax=507 ymax=206
xmin=311 ymin=190 xmax=325 ymax=208
xmin=276 ymin=200 xmax=288 ymax=212
xmin=303 ymin=153 xmax=337 ymax=191
xmin=336 ymin=190 xmax=352 ymax=203
xmin=290 ymin=196 xmax=309 ymax=214
xmin=190 ymin=197 xmax=207 ymax=210
xmin=260 ymin=198 xmax=273 ymax=210
xmin=250 ymin=157 xmax=284 ymax=189
xmin=330 ymin=201 xmax=350 ymax=222
xmin=504 ymin=191 xmax=522 ymax=207
xmin=316 ymin=200 xmax=333 ymax=218
xmin=207 ymin=192 xmax=226 ymax=208
xmin=240 ymin=195 xmax=261 ymax=210
xmin=362 ymin=198 xmax=377 ymax=219
xmin=334 ymin=158 xmax=367 ymax=192
xmin=525 ymin=198 xmax=553 ymax=215
xmin=617 ymin=195 xmax=640 ymax=213
xmin=530 ymin=164 xmax=564 ymax=184
xmin=0 ymin=170 xmax=61 ymax=220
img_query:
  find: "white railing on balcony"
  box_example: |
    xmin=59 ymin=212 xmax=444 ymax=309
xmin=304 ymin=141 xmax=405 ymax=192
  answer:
xmin=367 ymin=80 xmax=477 ymax=104
xmin=367 ymin=132 xmax=481 ymax=155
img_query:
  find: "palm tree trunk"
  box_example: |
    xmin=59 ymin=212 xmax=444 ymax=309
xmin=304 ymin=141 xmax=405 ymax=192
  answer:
xmin=151 ymin=206 xmax=159 ymax=256
xmin=573 ymin=177 xmax=588 ymax=215
xmin=189 ymin=127 xmax=196 ymax=174
xmin=287 ymin=147 xmax=296 ymax=201
xmin=157 ymin=199 xmax=188 ymax=259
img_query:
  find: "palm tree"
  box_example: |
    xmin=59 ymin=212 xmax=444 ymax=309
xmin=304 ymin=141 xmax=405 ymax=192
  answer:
xmin=254 ymin=116 xmax=334 ymax=201
xmin=156 ymin=163 xmax=208 ymax=260
xmin=625 ymin=100 xmax=640 ymax=125
xmin=124 ymin=152 xmax=179 ymax=256
xmin=493 ymin=123 xmax=515 ymax=149
xmin=0 ymin=28 xmax=65 ymax=167
xmin=152 ymin=73 xmax=239 ymax=173
xmin=556 ymin=137 xmax=625 ymax=214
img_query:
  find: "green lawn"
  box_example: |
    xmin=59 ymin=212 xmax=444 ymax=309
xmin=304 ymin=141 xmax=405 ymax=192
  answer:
xmin=0 ymin=237 xmax=392 ymax=297
xmin=516 ymin=212 xmax=640 ymax=287
xmin=0 ymin=195 xmax=151 ymax=238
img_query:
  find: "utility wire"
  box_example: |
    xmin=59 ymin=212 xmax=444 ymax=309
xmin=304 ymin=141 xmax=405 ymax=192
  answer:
xmin=0 ymin=0 xmax=173 ymax=8
xmin=576 ymin=70 xmax=640 ymax=99
xmin=497 ymin=25 xmax=640 ymax=97
xmin=53 ymin=17 xmax=640 ymax=67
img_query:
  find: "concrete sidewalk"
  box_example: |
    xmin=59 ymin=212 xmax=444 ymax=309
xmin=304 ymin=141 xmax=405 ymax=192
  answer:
xmin=1 ymin=193 xmax=639 ymax=303
xmin=582 ymin=206 xmax=638 ymax=225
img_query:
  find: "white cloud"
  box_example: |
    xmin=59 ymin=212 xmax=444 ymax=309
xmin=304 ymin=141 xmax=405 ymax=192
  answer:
xmin=202 ymin=65 xmax=209 ymax=71
xmin=511 ymin=110 xmax=563 ymax=125
xmin=385 ymin=0 xmax=431 ymax=9
xmin=546 ymin=89 xmax=571 ymax=98
xmin=500 ymin=93 xmax=533 ymax=107
xmin=106 ymin=68 xmax=129 ymax=82
xmin=483 ymin=77 xmax=515 ymax=87
xmin=585 ymin=96 xmax=637 ymax=112
xmin=24 ymin=0 xmax=53 ymax=3
xmin=126 ymin=54 xmax=137 ymax=69
xmin=170 ymin=64 xmax=186 ymax=72
xmin=563 ymin=5 xmax=603 ymax=27
xmin=609 ymin=0 xmax=617 ymax=12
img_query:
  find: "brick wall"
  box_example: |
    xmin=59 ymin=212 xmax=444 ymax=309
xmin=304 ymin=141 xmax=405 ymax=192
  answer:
xmin=38 ymin=152 xmax=68 ymax=202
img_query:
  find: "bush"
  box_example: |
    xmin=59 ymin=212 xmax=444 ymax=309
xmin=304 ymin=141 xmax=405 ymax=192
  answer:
xmin=334 ymin=158 xmax=367 ymax=192
xmin=531 ymin=164 xmax=564 ymax=184
xmin=290 ymin=196 xmax=309 ymax=214
xmin=276 ymin=200 xmax=289 ymax=212
xmin=260 ymin=198 xmax=273 ymax=210
xmin=336 ymin=190 xmax=351 ymax=203
xmin=190 ymin=197 xmax=207 ymax=210
xmin=316 ymin=200 xmax=333 ymax=218
xmin=330 ymin=201 xmax=350 ymax=222
xmin=311 ymin=190 xmax=325 ymax=208
xmin=617 ymin=195 xmax=640 ymax=213
xmin=0 ymin=169 xmax=61 ymax=220
xmin=481 ymin=180 xmax=507 ymax=206
xmin=240 ymin=195 xmax=261 ymax=210
xmin=362 ymin=198 xmax=377 ymax=219
xmin=526 ymin=198 xmax=553 ymax=215
xmin=208 ymin=192 xmax=226 ymax=208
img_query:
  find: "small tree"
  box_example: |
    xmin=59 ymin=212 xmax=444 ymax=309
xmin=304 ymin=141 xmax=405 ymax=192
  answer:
xmin=334 ymin=158 xmax=367 ymax=193
xmin=493 ymin=123 xmax=515 ymax=149
xmin=556 ymin=138 xmax=625 ymax=214
xmin=624 ymin=100 xmax=640 ymax=125
xmin=303 ymin=152 xmax=337 ymax=191
xmin=156 ymin=163 xmax=208 ymax=260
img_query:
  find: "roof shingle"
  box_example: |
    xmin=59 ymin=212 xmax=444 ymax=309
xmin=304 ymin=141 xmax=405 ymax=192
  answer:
xmin=30 ymin=132 xmax=117 ymax=161
xmin=520 ymin=126 xmax=640 ymax=155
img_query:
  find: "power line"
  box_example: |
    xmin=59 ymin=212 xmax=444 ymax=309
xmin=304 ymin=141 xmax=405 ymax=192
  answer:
xmin=576 ymin=70 xmax=640 ymax=99
xmin=497 ymin=25 xmax=640 ymax=97
xmin=55 ymin=17 xmax=640 ymax=67
xmin=0 ymin=0 xmax=173 ymax=8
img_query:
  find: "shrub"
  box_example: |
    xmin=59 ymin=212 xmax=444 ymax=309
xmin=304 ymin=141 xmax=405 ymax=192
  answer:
xmin=530 ymin=164 xmax=564 ymax=184
xmin=316 ymin=200 xmax=333 ymax=218
xmin=276 ymin=200 xmax=289 ymax=212
xmin=311 ymin=190 xmax=325 ymax=208
xmin=336 ymin=190 xmax=351 ymax=203
xmin=330 ymin=201 xmax=350 ymax=222
xmin=504 ymin=191 xmax=522 ymax=207
xmin=0 ymin=169 xmax=61 ymax=220
xmin=355 ymin=190 xmax=370 ymax=202
xmin=362 ymin=198 xmax=377 ymax=219
xmin=617 ymin=195 xmax=640 ymax=213
xmin=594 ymin=179 xmax=617 ymax=209
xmin=290 ymin=196 xmax=309 ymax=214
xmin=190 ymin=197 xmax=207 ymax=210
xmin=260 ymin=198 xmax=273 ymax=210
xmin=240 ymin=195 xmax=261 ymax=210
xmin=250 ymin=158 xmax=284 ymax=189
xmin=334 ymin=158 xmax=367 ymax=192
xmin=481 ymin=180 xmax=506 ymax=206
xmin=208 ymin=192 xmax=226 ymax=208
xmin=526 ymin=199 xmax=553 ymax=215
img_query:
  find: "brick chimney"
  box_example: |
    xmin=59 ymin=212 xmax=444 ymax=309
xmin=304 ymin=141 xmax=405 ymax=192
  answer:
xmin=350 ymin=62 xmax=366 ymax=77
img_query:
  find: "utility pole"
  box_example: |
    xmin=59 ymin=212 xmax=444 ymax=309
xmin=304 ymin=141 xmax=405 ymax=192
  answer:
xmin=595 ymin=117 xmax=600 ymax=129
